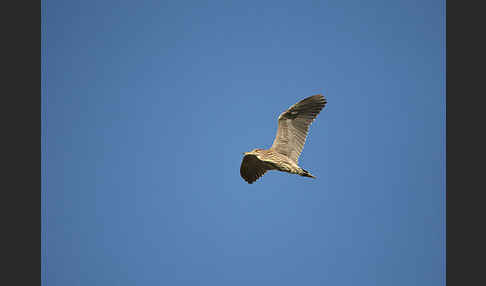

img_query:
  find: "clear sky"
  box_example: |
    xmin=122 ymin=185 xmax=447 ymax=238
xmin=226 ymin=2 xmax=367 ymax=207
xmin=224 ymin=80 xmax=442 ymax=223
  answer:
xmin=42 ymin=0 xmax=445 ymax=285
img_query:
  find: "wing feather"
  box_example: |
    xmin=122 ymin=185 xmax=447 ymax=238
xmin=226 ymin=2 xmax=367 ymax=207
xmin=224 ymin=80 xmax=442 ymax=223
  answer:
xmin=240 ymin=155 xmax=269 ymax=184
xmin=270 ymin=94 xmax=327 ymax=163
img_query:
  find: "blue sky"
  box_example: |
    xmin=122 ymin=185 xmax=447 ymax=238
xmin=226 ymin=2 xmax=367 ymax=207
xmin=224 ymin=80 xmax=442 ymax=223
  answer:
xmin=42 ymin=0 xmax=445 ymax=285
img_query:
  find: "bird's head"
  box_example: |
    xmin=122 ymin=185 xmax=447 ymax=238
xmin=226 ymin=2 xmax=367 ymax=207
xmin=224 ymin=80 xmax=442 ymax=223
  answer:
xmin=243 ymin=148 xmax=263 ymax=156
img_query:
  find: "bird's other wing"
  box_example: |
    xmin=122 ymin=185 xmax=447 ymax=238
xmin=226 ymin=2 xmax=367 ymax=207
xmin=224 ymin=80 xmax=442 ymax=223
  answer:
xmin=270 ymin=94 xmax=327 ymax=164
xmin=240 ymin=155 xmax=269 ymax=184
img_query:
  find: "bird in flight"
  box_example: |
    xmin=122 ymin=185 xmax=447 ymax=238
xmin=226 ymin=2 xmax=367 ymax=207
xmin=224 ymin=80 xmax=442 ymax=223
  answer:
xmin=240 ymin=94 xmax=327 ymax=184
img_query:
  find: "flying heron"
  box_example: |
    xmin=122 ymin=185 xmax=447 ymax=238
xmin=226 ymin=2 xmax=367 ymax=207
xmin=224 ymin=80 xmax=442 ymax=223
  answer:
xmin=240 ymin=94 xmax=327 ymax=184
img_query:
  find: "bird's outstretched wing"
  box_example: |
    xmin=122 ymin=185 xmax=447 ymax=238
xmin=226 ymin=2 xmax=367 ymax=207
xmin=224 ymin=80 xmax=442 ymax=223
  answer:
xmin=270 ymin=94 xmax=327 ymax=164
xmin=240 ymin=155 xmax=269 ymax=184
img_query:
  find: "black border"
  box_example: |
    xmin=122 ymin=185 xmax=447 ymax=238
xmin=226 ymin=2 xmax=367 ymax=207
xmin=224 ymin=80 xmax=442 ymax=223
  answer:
xmin=3 ymin=1 xmax=41 ymax=285
xmin=446 ymin=0 xmax=485 ymax=285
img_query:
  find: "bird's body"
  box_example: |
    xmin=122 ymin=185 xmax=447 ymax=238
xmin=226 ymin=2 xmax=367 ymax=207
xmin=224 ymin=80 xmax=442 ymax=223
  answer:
xmin=240 ymin=94 xmax=327 ymax=184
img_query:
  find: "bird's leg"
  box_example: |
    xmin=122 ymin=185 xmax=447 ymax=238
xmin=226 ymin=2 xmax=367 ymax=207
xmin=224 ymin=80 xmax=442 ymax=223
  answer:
xmin=299 ymin=168 xmax=316 ymax=179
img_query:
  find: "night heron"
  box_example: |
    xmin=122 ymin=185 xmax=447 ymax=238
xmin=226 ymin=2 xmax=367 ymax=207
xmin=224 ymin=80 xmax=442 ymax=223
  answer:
xmin=240 ymin=94 xmax=327 ymax=184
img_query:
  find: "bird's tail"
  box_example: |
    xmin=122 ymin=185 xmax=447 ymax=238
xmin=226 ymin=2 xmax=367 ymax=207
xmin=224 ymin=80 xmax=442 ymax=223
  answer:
xmin=300 ymin=168 xmax=316 ymax=179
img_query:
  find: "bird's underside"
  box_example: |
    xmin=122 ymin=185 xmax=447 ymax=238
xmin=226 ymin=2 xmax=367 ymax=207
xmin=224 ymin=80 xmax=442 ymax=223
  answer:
xmin=240 ymin=94 xmax=327 ymax=184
